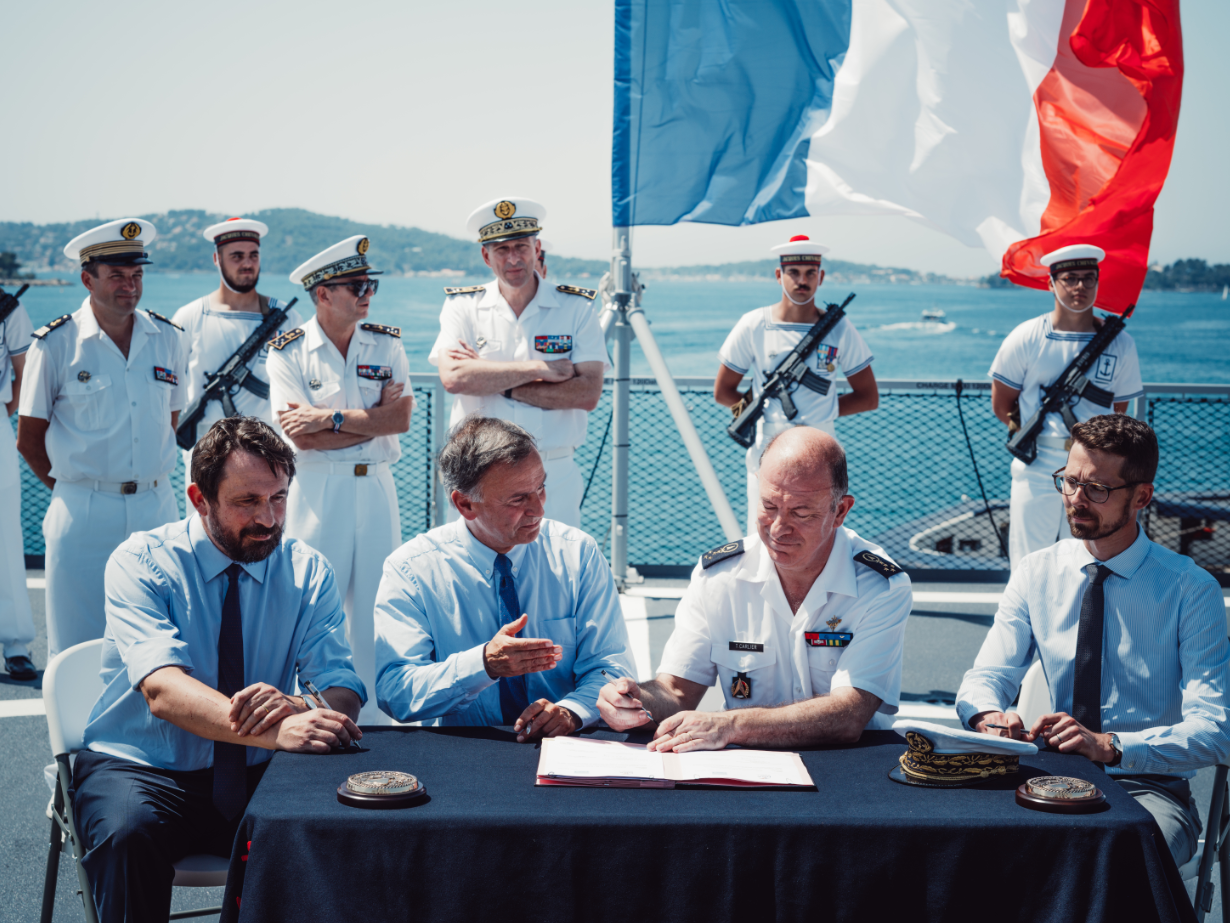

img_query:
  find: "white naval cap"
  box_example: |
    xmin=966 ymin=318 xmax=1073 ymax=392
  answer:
xmin=771 ymin=234 xmax=829 ymax=264
xmin=64 ymin=218 xmax=157 ymax=267
xmin=1040 ymin=244 xmax=1105 ymax=274
xmin=203 ymin=217 xmax=269 ymax=247
xmin=289 ymin=235 xmax=383 ymax=290
xmin=466 ymin=197 xmax=545 ymax=245
xmin=893 ymin=720 xmax=1037 ymax=756
xmin=893 ymin=719 xmax=1037 ymax=785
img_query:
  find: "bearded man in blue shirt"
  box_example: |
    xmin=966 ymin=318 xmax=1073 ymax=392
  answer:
xmin=958 ymin=414 xmax=1230 ymax=867
xmin=72 ymin=417 xmax=366 ymax=923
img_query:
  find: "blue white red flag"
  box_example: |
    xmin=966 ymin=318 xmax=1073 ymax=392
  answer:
xmin=612 ymin=0 xmax=1183 ymax=314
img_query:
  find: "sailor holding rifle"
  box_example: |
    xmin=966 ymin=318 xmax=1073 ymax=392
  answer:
xmin=430 ymin=198 xmax=608 ymax=528
xmin=267 ymin=235 xmax=412 ymax=725
xmin=715 ymin=235 xmax=878 ymax=530
xmin=989 ymin=245 xmax=1142 ymax=569
xmin=17 ymin=219 xmax=186 ymax=658
xmin=172 ymin=217 xmax=303 ymax=467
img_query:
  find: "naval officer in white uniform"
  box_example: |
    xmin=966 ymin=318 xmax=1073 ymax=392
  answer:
xmin=989 ymin=244 xmax=1143 ymax=569
xmin=0 ymin=285 xmax=37 ymax=681
xmin=598 ymin=427 xmax=911 ymax=750
xmin=172 ymin=217 xmax=303 ymax=468
xmin=17 ymin=219 xmax=185 ymax=657
xmin=267 ymin=235 xmax=413 ymax=724
xmin=430 ymin=198 xmax=608 ymax=528
xmin=715 ymin=235 xmax=878 ymax=530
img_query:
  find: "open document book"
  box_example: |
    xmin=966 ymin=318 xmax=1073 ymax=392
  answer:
xmin=536 ymin=737 xmax=815 ymax=789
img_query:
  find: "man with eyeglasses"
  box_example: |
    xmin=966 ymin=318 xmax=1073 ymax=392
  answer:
xmin=957 ymin=415 xmax=1230 ymax=867
xmin=267 ymin=236 xmax=413 ymax=724
xmin=989 ymin=244 xmax=1143 ymax=568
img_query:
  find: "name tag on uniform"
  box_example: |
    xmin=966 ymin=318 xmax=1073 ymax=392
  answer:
xmin=729 ymin=641 xmax=765 ymax=652
xmin=357 ymin=365 xmax=393 ymax=381
xmin=153 ymin=366 xmax=178 ymax=385
xmin=804 ymin=632 xmax=853 ymax=647
xmin=534 ymin=335 xmax=572 ymax=354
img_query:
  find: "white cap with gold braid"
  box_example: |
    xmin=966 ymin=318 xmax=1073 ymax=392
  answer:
xmin=64 ymin=218 xmax=157 ymax=267
xmin=289 ymin=235 xmax=383 ymax=290
xmin=465 ymin=197 xmax=546 ymax=245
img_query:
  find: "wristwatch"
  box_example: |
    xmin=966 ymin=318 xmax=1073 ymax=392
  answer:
xmin=1108 ymin=733 xmax=1123 ymax=767
xmin=331 ymin=410 xmax=345 ymax=433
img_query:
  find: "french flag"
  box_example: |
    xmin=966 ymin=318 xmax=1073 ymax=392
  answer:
xmin=612 ymin=0 xmax=1183 ymax=315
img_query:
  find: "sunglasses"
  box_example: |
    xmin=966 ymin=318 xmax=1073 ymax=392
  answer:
xmin=322 ymin=279 xmax=379 ymax=298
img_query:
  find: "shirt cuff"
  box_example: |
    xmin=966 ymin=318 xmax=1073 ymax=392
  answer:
xmin=719 ymin=359 xmax=748 ymax=376
xmin=556 ymin=697 xmax=596 ymax=730
xmin=1115 ymin=731 xmax=1149 ymax=773
xmin=843 ymin=356 xmax=873 ymax=376
xmin=126 ymin=640 xmax=194 ymax=689
xmin=309 ymin=669 xmax=369 ymax=707
xmin=457 ymin=643 xmax=498 ymax=695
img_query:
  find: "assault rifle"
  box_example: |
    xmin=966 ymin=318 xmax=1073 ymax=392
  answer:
xmin=727 ymin=292 xmax=856 ymax=448
xmin=0 ymin=284 xmax=30 ymax=326
xmin=1006 ymin=303 xmax=1134 ymax=464
xmin=175 ymin=297 xmax=297 ymax=450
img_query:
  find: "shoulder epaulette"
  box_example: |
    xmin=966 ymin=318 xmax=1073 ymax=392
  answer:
xmin=361 ymin=322 xmax=401 ymax=338
xmin=853 ymin=550 xmax=903 ymax=578
xmin=444 ymin=285 xmax=486 ymax=296
xmin=267 ymin=328 xmax=304 ymax=351
xmin=146 ymin=310 xmax=184 ymax=331
xmin=31 ymin=314 xmax=72 ymax=340
xmin=701 ymin=539 xmax=745 ymax=570
xmin=556 ymin=284 xmax=597 ymax=300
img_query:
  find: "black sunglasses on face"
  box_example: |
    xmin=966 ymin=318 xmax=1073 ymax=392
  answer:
xmin=322 ymin=279 xmax=379 ymax=297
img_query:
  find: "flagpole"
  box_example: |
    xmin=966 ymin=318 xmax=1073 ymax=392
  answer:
xmin=610 ymin=226 xmax=633 ymax=586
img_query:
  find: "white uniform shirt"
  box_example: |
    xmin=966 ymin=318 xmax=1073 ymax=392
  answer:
xmin=171 ymin=295 xmax=303 ymax=434
xmin=1 ymin=302 xmax=33 ymax=406
xmin=989 ymin=314 xmax=1144 ymax=438
xmin=658 ymin=527 xmax=911 ymax=718
xmin=719 ymin=305 xmax=873 ymax=430
xmin=266 ymin=315 xmax=410 ymax=465
xmin=18 ymin=299 xmax=186 ymax=483
xmin=427 ymin=278 xmax=610 ymax=450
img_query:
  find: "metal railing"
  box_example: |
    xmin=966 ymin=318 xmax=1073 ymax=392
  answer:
xmin=15 ymin=378 xmax=1230 ymax=581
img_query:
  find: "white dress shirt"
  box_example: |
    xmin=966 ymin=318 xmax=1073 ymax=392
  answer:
xmin=658 ymin=527 xmax=911 ymax=718
xmin=19 ymin=298 xmax=186 ymax=482
xmin=957 ymin=528 xmax=1230 ymax=778
xmin=266 ymin=315 xmax=411 ymax=465
xmin=427 ymin=277 xmax=610 ymax=450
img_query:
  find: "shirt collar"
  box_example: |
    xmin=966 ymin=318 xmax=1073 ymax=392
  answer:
xmin=304 ymin=316 xmax=328 ymax=352
xmin=1073 ymin=524 xmax=1152 ymax=578
xmin=75 ymin=299 xmax=101 ymax=338
xmin=454 ymin=517 xmax=530 ymax=574
xmin=76 ymin=299 xmax=158 ymax=354
xmin=478 ymin=277 xmax=548 ymax=322
xmin=746 ymin=527 xmax=858 ymax=617
xmin=189 ymin=514 xmax=269 ymax=584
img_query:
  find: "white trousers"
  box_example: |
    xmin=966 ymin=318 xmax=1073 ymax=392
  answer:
xmin=1008 ymin=445 xmax=1072 ymax=569
xmin=285 ymin=463 xmax=401 ymax=725
xmin=445 ymin=454 xmax=584 ymax=529
xmin=43 ymin=479 xmax=178 ymax=657
xmin=0 ymin=420 xmax=35 ymax=658
xmin=744 ymin=420 xmax=836 ymax=531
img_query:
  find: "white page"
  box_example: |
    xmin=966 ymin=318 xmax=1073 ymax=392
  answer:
xmin=669 ymin=749 xmax=812 ymax=786
xmin=537 ymin=737 xmax=667 ymax=780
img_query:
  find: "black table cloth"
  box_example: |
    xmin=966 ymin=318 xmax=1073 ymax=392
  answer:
xmin=220 ymin=728 xmax=1194 ymax=923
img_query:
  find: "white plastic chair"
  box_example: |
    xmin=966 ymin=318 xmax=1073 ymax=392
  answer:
xmin=40 ymin=639 xmax=229 ymax=922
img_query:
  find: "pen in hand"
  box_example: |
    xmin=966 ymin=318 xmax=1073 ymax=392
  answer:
xmin=302 ymin=678 xmax=362 ymax=750
xmin=602 ymin=670 xmax=654 ymax=723
xmin=986 ymin=722 xmax=1030 ymax=738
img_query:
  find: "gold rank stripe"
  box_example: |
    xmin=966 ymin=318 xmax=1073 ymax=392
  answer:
xmin=79 ymin=240 xmax=145 ymax=261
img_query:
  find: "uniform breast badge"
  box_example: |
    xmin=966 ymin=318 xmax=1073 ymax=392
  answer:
xmin=534 ymin=335 xmax=573 ymax=354
xmin=731 ymin=672 xmax=752 ymax=699
xmin=309 ymin=379 xmax=322 ymax=390
xmin=153 ymin=367 xmax=178 ymax=385
xmin=77 ymin=370 xmax=91 ymax=382
xmin=818 ymin=344 xmax=838 ymax=373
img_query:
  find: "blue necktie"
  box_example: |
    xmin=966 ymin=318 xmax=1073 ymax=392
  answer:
xmin=493 ymin=554 xmax=530 ymax=724
xmin=213 ymin=563 xmax=249 ymax=820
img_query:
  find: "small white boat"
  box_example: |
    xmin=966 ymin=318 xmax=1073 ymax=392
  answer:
xmin=921 ymin=307 xmax=947 ymax=323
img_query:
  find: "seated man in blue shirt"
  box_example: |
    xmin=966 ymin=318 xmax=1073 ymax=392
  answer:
xmin=73 ymin=417 xmax=366 ymax=923
xmin=958 ymin=415 xmax=1230 ymax=866
xmin=374 ymin=415 xmax=635 ymax=739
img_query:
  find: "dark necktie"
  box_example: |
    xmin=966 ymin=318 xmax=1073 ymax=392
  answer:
xmin=213 ymin=563 xmax=249 ymax=820
xmin=1072 ymin=563 xmax=1112 ymax=734
xmin=493 ymin=554 xmax=530 ymax=724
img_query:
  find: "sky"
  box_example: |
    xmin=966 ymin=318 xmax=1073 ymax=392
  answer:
xmin=1 ymin=0 xmax=1225 ymax=276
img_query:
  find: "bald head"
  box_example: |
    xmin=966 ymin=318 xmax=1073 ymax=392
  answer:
xmin=760 ymin=427 xmax=848 ymax=510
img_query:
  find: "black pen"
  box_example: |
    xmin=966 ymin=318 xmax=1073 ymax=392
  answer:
xmin=302 ymin=679 xmax=362 ymax=750
xmin=986 ymin=723 xmax=1030 ymax=737
xmin=602 ymin=669 xmax=654 ymax=722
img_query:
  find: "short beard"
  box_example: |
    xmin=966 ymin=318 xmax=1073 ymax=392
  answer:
xmin=1066 ymin=504 xmax=1131 ymax=541
xmin=220 ymin=264 xmax=260 ymax=295
xmin=204 ymin=515 xmax=283 ymax=563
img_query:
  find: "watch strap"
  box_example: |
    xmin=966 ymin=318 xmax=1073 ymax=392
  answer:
xmin=503 ymin=388 xmax=514 ymax=400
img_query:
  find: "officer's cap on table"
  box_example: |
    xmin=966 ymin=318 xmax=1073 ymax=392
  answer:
xmin=203 ymin=217 xmax=268 ymax=248
xmin=1040 ymin=244 xmax=1105 ymax=275
xmin=892 ymin=719 xmax=1037 ymax=786
xmin=467 ymin=198 xmax=546 ymax=246
xmin=771 ymin=234 xmax=829 ymax=265
xmin=64 ymin=218 xmax=157 ymax=267
xmin=289 ymin=235 xmax=383 ymax=290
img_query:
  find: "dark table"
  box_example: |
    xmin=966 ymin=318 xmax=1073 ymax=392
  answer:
xmin=220 ymin=728 xmax=1194 ymax=923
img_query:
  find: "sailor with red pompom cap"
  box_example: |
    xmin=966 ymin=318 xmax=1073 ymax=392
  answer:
xmin=715 ymin=235 xmax=879 ymax=529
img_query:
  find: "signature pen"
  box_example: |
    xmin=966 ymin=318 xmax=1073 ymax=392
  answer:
xmin=986 ymin=722 xmax=1031 ymax=738
xmin=302 ymin=678 xmax=363 ymax=751
xmin=601 ymin=669 xmax=654 ymax=723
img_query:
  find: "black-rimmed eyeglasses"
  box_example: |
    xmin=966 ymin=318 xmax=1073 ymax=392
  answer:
xmin=1051 ymin=468 xmax=1140 ymax=504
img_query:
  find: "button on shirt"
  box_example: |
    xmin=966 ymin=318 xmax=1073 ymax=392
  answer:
xmin=373 ymin=518 xmax=635 ymax=727
xmin=718 ymin=305 xmax=872 ymax=430
xmin=172 ymin=295 xmax=304 ymax=433
xmin=83 ymin=515 xmax=366 ymax=770
xmin=956 ymin=529 xmax=1230 ymax=778
xmin=658 ymin=528 xmax=911 ymax=718
xmin=428 ymin=279 xmax=610 ymax=450
xmin=989 ymin=314 xmax=1143 ymax=438
xmin=266 ymin=316 xmax=410 ymax=465
xmin=18 ymin=299 xmax=186 ymax=482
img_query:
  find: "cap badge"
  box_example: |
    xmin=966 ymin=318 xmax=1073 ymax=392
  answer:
xmin=494 ymin=200 xmax=516 ymax=219
xmin=77 ymin=370 xmax=91 ymax=382
xmin=121 ymin=222 xmax=141 ymax=240
xmin=357 ymin=237 xmax=370 ymax=256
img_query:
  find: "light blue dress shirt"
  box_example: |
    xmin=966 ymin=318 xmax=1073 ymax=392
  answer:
xmin=374 ymin=518 xmax=635 ymax=727
xmin=83 ymin=515 xmax=366 ymax=770
xmin=957 ymin=527 xmax=1230 ymax=778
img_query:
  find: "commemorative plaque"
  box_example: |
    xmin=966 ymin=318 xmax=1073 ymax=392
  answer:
xmin=1015 ymin=775 xmax=1105 ymax=814
xmin=336 ymin=771 xmax=428 ymax=809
